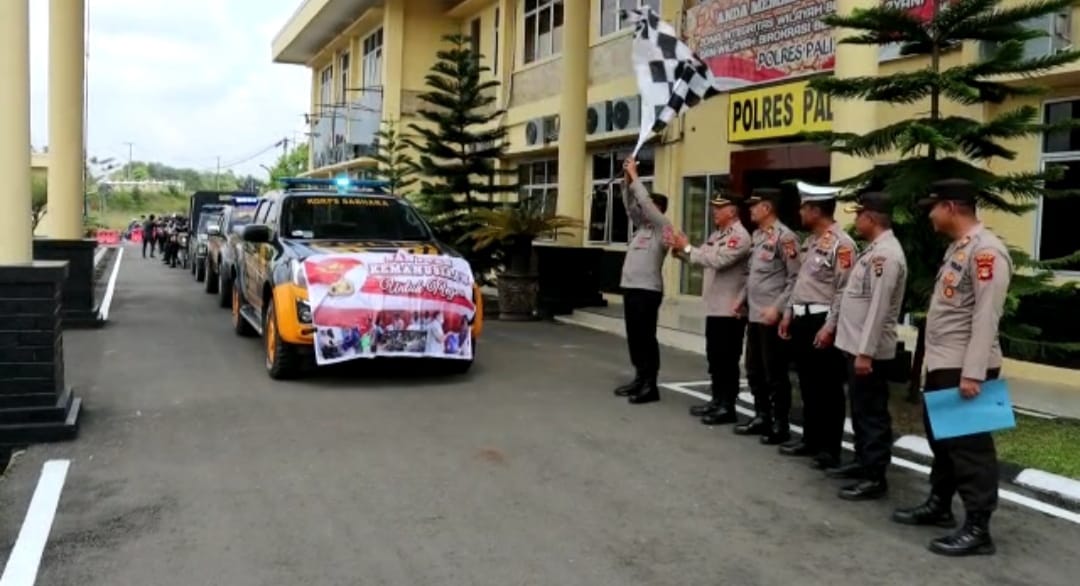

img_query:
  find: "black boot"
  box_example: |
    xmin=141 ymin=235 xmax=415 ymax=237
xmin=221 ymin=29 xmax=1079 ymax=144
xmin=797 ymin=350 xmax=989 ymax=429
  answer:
xmin=614 ymin=378 xmax=644 ymax=397
xmin=628 ymin=379 xmax=660 ymax=404
xmin=809 ymin=452 xmax=841 ymax=471
xmin=838 ymin=478 xmax=888 ymax=501
xmin=825 ymin=461 xmax=865 ymax=480
xmin=701 ymin=404 xmax=738 ymax=425
xmin=760 ymin=420 xmax=791 ymax=445
xmin=734 ymin=415 xmax=770 ymax=435
xmin=689 ymin=400 xmax=719 ymax=417
xmin=778 ymin=440 xmax=814 ymax=457
xmin=892 ymin=494 xmax=957 ymax=528
xmin=928 ymin=512 xmax=995 ymax=557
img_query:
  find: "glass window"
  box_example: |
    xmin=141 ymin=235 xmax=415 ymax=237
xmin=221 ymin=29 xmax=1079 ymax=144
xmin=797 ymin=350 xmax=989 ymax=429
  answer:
xmin=362 ymin=28 xmax=383 ymax=89
xmin=679 ymin=174 xmax=730 ymax=295
xmin=1044 ymin=99 xmax=1080 ymax=154
xmin=588 ymin=145 xmax=655 ymax=244
xmin=519 ymin=159 xmax=559 ymax=239
xmin=601 ymin=0 xmax=660 ymax=36
xmin=281 ymin=195 xmax=431 ymax=241
xmin=523 ymin=0 xmax=563 ymax=64
xmin=228 ymin=207 xmax=256 ymax=231
xmin=1039 ymin=159 xmax=1080 ymax=270
xmin=470 ymin=18 xmax=482 ymax=63
xmin=319 ymin=66 xmax=333 ymax=112
xmin=338 ymin=52 xmax=350 ymax=103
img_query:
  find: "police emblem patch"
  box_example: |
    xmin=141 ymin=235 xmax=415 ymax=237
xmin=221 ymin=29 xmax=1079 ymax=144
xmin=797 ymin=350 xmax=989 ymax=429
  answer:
xmin=944 ymin=286 xmax=955 ymax=299
xmin=837 ymin=246 xmax=853 ymax=269
xmin=782 ymin=238 xmax=798 ymax=259
xmin=975 ymin=251 xmax=995 ymax=281
xmin=871 ymin=256 xmax=885 ymax=277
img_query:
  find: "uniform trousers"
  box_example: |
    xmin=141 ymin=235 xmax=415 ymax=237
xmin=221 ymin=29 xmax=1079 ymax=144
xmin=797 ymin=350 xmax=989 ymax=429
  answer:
xmin=705 ymin=316 xmax=747 ymax=407
xmin=791 ymin=312 xmax=846 ymax=458
xmin=845 ymin=352 xmax=893 ymax=479
xmin=745 ymin=322 xmax=791 ymax=422
xmin=623 ymin=288 xmax=663 ymax=381
xmin=924 ymin=368 xmax=1001 ymax=513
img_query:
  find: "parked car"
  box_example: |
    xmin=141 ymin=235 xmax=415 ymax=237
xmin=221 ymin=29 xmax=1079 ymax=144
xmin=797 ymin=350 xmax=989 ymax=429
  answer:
xmin=230 ymin=177 xmax=483 ymax=379
xmin=205 ymin=198 xmax=258 ymax=306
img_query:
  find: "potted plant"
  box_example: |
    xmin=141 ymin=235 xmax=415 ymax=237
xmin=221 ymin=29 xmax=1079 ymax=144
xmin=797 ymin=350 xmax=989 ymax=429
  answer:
xmin=467 ymin=200 xmax=581 ymax=321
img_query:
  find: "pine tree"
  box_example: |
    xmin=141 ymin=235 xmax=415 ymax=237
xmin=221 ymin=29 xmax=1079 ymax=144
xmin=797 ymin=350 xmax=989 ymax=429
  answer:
xmin=806 ymin=0 xmax=1080 ymax=395
xmin=407 ymin=34 xmax=518 ymax=277
xmin=371 ymin=119 xmax=418 ymax=197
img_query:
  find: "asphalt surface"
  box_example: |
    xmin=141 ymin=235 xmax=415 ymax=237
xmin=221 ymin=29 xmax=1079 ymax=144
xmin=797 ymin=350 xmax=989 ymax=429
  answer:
xmin=1 ymin=244 xmax=1078 ymax=586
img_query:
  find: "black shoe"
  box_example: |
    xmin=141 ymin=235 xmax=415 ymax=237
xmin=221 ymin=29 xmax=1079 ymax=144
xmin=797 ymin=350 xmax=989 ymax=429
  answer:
xmin=614 ymin=379 xmax=643 ymax=397
xmin=628 ymin=382 xmax=660 ymax=405
xmin=838 ymin=479 xmax=888 ymax=501
xmin=733 ymin=416 xmax=770 ymax=435
xmin=778 ymin=441 xmax=814 ymax=457
xmin=809 ymin=453 xmax=841 ymax=471
xmin=892 ymin=494 xmax=957 ymax=528
xmin=689 ymin=401 xmax=719 ymax=417
xmin=928 ymin=512 xmax=995 ymax=557
xmin=701 ymin=407 xmax=738 ymax=425
xmin=825 ymin=462 xmax=866 ymax=479
xmin=760 ymin=422 xmax=791 ymax=445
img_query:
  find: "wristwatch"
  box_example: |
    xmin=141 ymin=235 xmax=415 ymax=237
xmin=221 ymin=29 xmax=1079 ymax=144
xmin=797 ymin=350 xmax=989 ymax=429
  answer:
xmin=683 ymin=244 xmax=692 ymax=255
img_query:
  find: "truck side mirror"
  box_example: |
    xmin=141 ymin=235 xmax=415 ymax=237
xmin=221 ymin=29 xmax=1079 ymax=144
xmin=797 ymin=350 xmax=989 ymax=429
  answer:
xmin=242 ymin=224 xmax=272 ymax=244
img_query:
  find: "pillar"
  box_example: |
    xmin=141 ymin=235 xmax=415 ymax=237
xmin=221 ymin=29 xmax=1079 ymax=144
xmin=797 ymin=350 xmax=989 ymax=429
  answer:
xmin=0 ymin=0 xmax=34 ymax=264
xmin=830 ymin=0 xmax=879 ymax=192
xmin=555 ymin=0 xmax=589 ymax=245
xmin=46 ymin=0 xmax=87 ymax=239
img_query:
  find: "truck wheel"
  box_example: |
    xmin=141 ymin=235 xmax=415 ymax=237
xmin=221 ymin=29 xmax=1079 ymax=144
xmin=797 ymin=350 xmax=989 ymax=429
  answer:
xmin=196 ymin=258 xmax=207 ymax=282
xmin=264 ymin=299 xmax=302 ymax=380
xmin=231 ymin=281 xmax=256 ymax=337
xmin=205 ymin=263 xmax=219 ymax=294
xmin=218 ymin=270 xmax=232 ymax=308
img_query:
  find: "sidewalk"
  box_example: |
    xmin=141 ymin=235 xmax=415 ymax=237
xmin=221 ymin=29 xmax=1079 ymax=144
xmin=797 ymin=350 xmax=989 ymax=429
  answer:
xmin=558 ymin=296 xmax=1080 ymax=420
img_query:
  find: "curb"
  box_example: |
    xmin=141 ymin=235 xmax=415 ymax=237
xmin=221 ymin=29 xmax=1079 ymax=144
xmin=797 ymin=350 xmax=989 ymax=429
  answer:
xmin=556 ymin=314 xmax=1080 ymax=510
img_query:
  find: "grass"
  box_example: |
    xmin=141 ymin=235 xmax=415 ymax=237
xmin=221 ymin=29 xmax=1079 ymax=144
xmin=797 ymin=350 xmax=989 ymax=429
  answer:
xmin=87 ymin=190 xmax=189 ymax=229
xmin=884 ymin=385 xmax=1080 ymax=480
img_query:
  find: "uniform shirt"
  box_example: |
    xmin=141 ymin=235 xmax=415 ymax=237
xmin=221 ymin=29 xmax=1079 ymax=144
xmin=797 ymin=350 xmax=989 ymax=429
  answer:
xmin=788 ymin=222 xmax=857 ymax=330
xmin=620 ymin=179 xmax=672 ymax=293
xmin=925 ymin=224 xmax=1012 ymax=380
xmin=685 ymin=221 xmax=752 ymax=317
xmin=834 ymin=230 xmax=908 ymax=360
xmin=744 ymin=221 xmax=801 ymax=324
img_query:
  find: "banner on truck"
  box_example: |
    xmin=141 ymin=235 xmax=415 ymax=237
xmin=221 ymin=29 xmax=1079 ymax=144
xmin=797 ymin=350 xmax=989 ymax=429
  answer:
xmin=303 ymin=251 xmax=476 ymax=365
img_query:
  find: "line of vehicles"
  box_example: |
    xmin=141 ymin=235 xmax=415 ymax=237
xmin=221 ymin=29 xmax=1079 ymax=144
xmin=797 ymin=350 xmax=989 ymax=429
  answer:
xmin=180 ymin=178 xmax=484 ymax=380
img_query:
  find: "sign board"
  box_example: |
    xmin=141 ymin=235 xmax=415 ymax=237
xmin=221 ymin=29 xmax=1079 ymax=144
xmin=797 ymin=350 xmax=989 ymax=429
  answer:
xmin=687 ymin=0 xmax=837 ymax=90
xmin=304 ymin=252 xmax=476 ymax=365
xmin=728 ymin=79 xmax=833 ymax=142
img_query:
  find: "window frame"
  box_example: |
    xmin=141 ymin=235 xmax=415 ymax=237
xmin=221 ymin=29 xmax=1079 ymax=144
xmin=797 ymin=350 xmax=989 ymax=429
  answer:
xmin=587 ymin=146 xmax=655 ymax=246
xmin=362 ymin=28 xmax=384 ymax=89
xmin=319 ymin=65 xmax=334 ymax=112
xmin=519 ymin=158 xmax=560 ymax=241
xmin=338 ymin=51 xmax=351 ymax=104
xmin=1032 ymin=96 xmax=1080 ymax=275
xmin=599 ymin=0 xmax=660 ymax=38
xmin=678 ymin=173 xmax=729 ymax=295
xmin=522 ymin=0 xmax=564 ymax=64
xmin=493 ymin=7 xmax=500 ymax=71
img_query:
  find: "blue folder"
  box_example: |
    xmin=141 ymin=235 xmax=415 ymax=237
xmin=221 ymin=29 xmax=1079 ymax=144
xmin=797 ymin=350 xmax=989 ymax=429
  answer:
xmin=924 ymin=379 xmax=1016 ymax=440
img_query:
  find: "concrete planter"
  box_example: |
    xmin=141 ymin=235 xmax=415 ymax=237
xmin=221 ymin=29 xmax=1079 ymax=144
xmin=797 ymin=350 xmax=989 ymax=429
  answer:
xmin=495 ymin=272 xmax=539 ymax=321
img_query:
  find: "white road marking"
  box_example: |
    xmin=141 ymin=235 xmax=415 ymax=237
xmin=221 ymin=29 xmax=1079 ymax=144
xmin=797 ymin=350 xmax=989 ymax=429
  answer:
xmin=0 ymin=460 xmax=71 ymax=586
xmin=660 ymin=383 xmax=1080 ymax=525
xmin=1013 ymin=407 xmax=1057 ymax=420
xmin=97 ymin=247 xmax=124 ymax=322
xmin=92 ymin=247 xmax=106 ymax=268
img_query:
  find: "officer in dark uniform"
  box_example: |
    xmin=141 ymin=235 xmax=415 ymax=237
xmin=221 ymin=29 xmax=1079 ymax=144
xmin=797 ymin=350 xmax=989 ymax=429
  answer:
xmin=892 ymin=179 xmax=1012 ymax=557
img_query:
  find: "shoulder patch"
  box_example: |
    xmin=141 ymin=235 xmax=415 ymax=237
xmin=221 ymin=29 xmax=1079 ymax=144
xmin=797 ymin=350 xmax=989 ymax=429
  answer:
xmin=782 ymin=238 xmax=798 ymax=259
xmin=975 ymin=251 xmax=996 ymax=281
xmin=837 ymin=245 xmax=853 ymax=269
xmin=871 ymin=255 xmax=886 ymax=277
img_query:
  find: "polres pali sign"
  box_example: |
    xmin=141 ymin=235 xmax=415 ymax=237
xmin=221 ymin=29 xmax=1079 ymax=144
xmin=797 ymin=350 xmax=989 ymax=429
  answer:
xmin=687 ymin=0 xmax=837 ymax=90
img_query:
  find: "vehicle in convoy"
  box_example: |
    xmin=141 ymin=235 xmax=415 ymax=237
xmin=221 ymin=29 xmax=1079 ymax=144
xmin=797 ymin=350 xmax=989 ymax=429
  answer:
xmin=205 ymin=198 xmax=259 ymax=305
xmin=230 ymin=177 xmax=483 ymax=380
xmin=187 ymin=190 xmax=256 ymax=278
xmin=193 ymin=206 xmax=225 ymax=281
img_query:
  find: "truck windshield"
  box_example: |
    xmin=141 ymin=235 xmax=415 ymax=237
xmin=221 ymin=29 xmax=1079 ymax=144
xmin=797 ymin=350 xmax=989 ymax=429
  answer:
xmin=198 ymin=214 xmax=221 ymax=234
xmin=228 ymin=208 xmax=255 ymax=230
xmin=281 ymin=195 xmax=431 ymax=241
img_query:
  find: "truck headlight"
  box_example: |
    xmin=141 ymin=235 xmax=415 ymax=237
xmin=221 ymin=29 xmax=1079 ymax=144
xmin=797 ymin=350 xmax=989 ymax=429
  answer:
xmin=296 ymin=299 xmax=312 ymax=324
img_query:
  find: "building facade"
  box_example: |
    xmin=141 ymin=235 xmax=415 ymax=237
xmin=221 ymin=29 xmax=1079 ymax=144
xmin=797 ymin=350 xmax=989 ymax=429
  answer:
xmin=273 ymin=0 xmax=1080 ymax=305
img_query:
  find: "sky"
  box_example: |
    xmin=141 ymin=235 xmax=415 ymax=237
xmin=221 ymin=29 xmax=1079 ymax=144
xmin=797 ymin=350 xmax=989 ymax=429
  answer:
xmin=29 ymin=0 xmax=311 ymax=180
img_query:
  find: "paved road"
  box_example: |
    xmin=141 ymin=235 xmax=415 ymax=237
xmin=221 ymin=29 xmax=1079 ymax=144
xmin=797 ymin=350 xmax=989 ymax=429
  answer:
xmin=1 ymin=246 xmax=1077 ymax=586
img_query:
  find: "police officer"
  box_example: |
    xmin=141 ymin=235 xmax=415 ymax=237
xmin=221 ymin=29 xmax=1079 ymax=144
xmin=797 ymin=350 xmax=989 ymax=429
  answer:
xmin=665 ymin=194 xmax=752 ymax=424
xmin=828 ymin=191 xmax=908 ymax=501
xmin=777 ymin=182 xmax=855 ymax=469
xmin=735 ymin=188 xmax=800 ymax=444
xmin=612 ymin=155 xmax=672 ymax=405
xmin=893 ymin=179 xmax=1011 ymax=557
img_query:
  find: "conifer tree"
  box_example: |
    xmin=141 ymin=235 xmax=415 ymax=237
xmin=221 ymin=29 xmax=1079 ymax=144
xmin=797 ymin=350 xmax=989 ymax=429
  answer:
xmin=371 ymin=119 xmax=417 ymax=197
xmin=807 ymin=0 xmax=1080 ymax=393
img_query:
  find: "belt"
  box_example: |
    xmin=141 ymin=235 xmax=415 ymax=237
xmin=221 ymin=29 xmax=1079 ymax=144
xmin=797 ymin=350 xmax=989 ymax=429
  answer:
xmin=792 ymin=303 xmax=830 ymax=317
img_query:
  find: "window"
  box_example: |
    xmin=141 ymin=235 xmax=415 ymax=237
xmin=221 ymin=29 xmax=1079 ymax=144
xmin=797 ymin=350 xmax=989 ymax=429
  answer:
xmin=494 ymin=7 xmax=500 ymax=71
xmin=319 ymin=65 xmax=333 ymax=112
xmin=523 ymin=0 xmax=563 ymax=64
xmin=470 ymin=17 xmax=482 ymax=64
xmin=338 ymin=52 xmax=350 ymax=103
xmin=519 ymin=160 xmax=559 ymax=239
xmin=680 ymin=173 xmax=730 ymax=295
xmin=588 ymin=146 xmax=654 ymax=244
xmin=1039 ymin=101 xmax=1080 ymax=270
xmin=600 ymin=0 xmax=659 ymax=37
xmin=362 ymin=28 xmax=383 ymax=89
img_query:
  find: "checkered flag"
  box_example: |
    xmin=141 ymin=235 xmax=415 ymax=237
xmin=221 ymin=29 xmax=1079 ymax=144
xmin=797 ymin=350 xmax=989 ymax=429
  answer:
xmin=626 ymin=6 xmax=720 ymax=156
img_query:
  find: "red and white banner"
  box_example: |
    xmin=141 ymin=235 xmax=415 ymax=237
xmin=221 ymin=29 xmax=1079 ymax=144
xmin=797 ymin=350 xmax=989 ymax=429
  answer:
xmin=303 ymin=251 xmax=476 ymax=365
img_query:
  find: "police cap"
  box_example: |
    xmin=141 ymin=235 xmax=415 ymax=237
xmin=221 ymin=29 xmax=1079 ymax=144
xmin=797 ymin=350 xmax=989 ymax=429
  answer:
xmin=918 ymin=178 xmax=978 ymax=209
xmin=844 ymin=191 xmax=892 ymax=215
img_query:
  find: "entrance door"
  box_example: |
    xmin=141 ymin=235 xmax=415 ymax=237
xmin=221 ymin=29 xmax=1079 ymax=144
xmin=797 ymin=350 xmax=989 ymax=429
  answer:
xmin=731 ymin=144 xmax=831 ymax=231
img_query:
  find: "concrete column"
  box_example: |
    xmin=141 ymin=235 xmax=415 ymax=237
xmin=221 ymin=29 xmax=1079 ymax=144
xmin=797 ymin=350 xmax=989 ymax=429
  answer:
xmin=830 ymin=0 xmax=878 ymax=189
xmin=0 ymin=0 xmax=34 ymax=264
xmin=555 ymin=0 xmax=589 ymax=244
xmin=46 ymin=0 xmax=87 ymax=239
